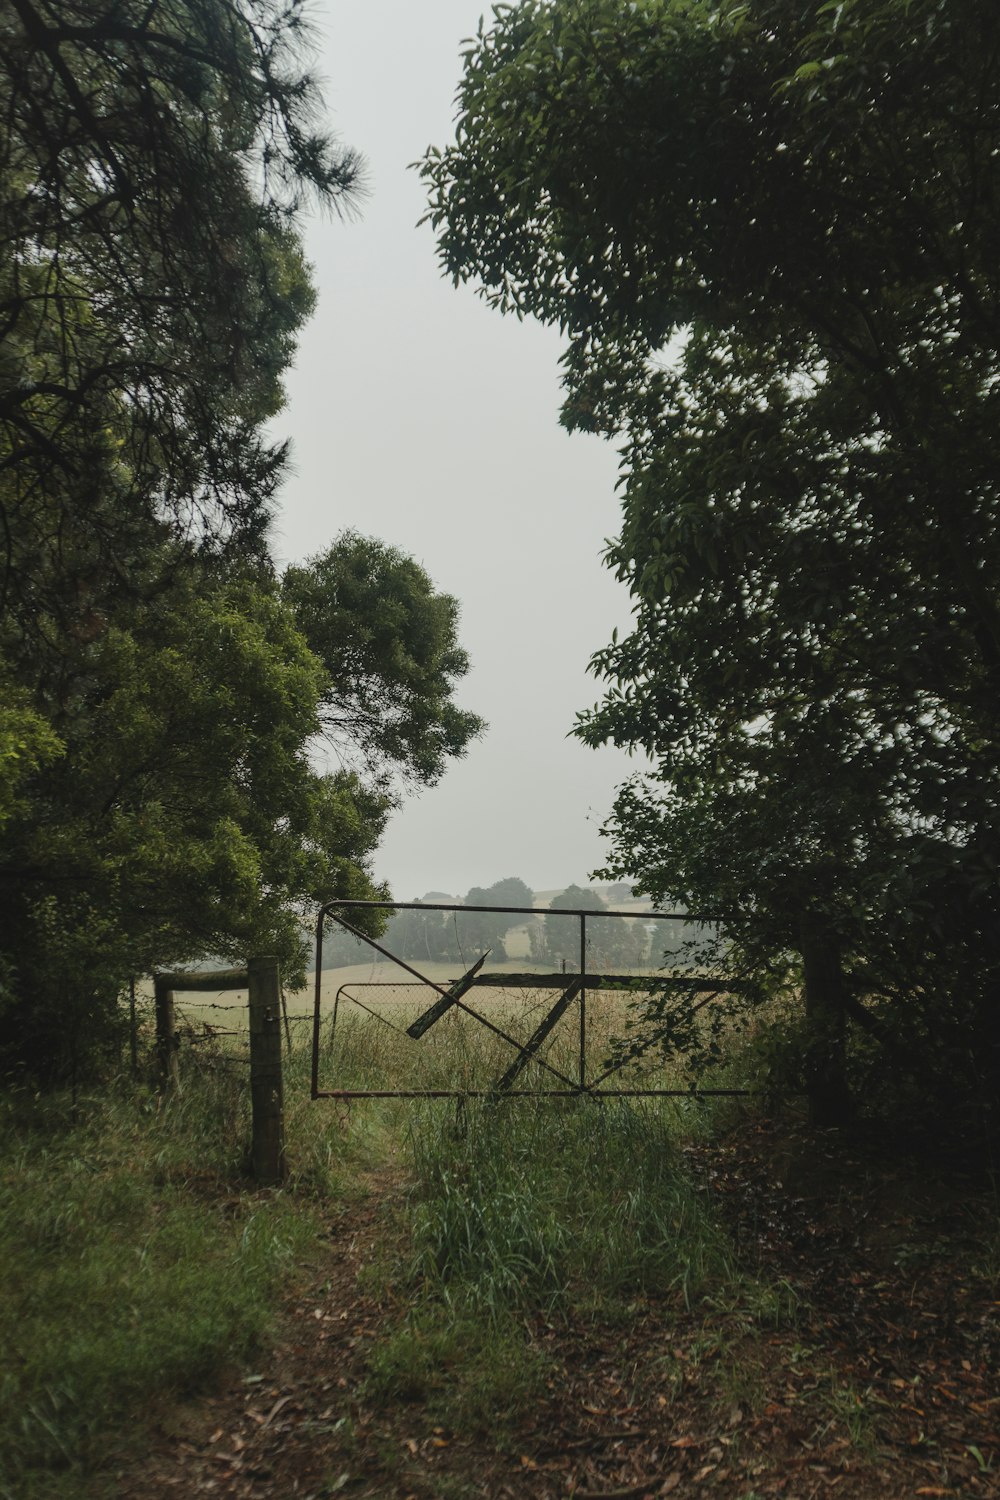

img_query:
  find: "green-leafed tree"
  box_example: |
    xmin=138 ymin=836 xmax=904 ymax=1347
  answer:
xmin=535 ymin=884 xmax=606 ymax=968
xmin=0 ymin=2 xmax=485 ymax=1079
xmin=282 ymin=534 xmax=484 ymax=792
xmin=537 ymin=884 xmax=649 ymax=971
xmin=457 ymin=876 xmax=535 ymax=962
xmin=0 ymin=0 xmax=361 ymax=1078
xmin=383 ymin=904 xmax=459 ymax=965
xmin=421 ymin=0 xmax=1000 ymax=1128
xmin=2 ymin=542 xmax=482 ymax=1078
xmin=1 ymin=0 xmax=361 ymax=634
xmin=0 ymin=565 xmax=385 ymax=1076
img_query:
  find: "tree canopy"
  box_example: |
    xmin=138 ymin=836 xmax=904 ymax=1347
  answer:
xmin=380 ymin=878 xmax=535 ymax=966
xmin=0 ymin=531 xmax=482 ymax=1077
xmin=533 ymin=885 xmax=650 ymax=970
xmin=455 ymin=876 xmax=535 ymax=960
xmin=283 ymin=534 xmax=484 ymax=791
xmin=0 ymin=0 xmax=483 ymax=1078
xmin=422 ymin=0 xmax=1000 ymax=1125
xmin=1 ymin=0 xmax=363 ymax=641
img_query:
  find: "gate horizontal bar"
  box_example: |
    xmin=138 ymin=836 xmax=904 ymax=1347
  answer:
xmin=320 ymin=898 xmax=694 ymax=920
xmin=470 ymin=972 xmax=739 ymax=990
xmin=314 ymin=1088 xmax=753 ymax=1099
xmin=154 ymin=968 xmax=249 ymax=992
xmin=337 ymin=972 xmax=742 ymax=992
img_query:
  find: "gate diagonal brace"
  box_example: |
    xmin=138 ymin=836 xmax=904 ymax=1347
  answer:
xmin=406 ymin=952 xmax=490 ymax=1040
xmin=494 ymin=978 xmax=584 ymax=1093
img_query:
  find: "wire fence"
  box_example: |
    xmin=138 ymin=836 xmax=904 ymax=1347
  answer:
xmin=127 ymin=986 xmax=316 ymax=1074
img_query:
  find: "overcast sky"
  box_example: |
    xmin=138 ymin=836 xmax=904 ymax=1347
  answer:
xmin=272 ymin=0 xmax=640 ymax=900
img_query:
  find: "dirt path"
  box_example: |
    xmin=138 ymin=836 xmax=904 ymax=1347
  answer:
xmin=114 ymin=1169 xmax=408 ymax=1499
xmin=113 ymin=1128 xmax=1000 ymax=1500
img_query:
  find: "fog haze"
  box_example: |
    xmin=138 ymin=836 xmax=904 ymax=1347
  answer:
xmin=272 ymin=1 xmax=639 ymax=899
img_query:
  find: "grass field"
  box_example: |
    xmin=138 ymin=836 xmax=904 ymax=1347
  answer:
xmin=5 ymin=971 xmax=998 ymax=1500
xmin=0 ymin=971 xmax=739 ymax=1497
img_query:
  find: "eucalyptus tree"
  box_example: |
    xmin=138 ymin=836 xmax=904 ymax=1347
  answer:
xmin=421 ymin=0 xmax=1000 ymax=1123
xmin=1 ymin=542 xmax=482 ymax=1079
xmin=283 ymin=534 xmax=484 ymax=794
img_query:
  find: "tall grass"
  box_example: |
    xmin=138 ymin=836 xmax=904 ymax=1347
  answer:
xmin=405 ymin=1097 xmax=734 ymax=1317
xmin=0 ymin=979 xmax=758 ymax=1484
xmin=0 ymin=1071 xmax=318 ymax=1499
xmin=315 ymin=985 xmax=697 ymax=1096
xmin=364 ymin=1096 xmax=738 ymax=1433
xmin=304 ymin=985 xmax=748 ymax=1430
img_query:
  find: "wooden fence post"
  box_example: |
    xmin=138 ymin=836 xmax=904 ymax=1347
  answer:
xmin=153 ymin=975 xmax=179 ymax=1093
xmin=129 ymin=975 xmax=138 ymax=1077
xmin=248 ymin=955 xmax=285 ymax=1185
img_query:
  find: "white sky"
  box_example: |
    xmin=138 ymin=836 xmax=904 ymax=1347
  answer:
xmin=272 ymin=0 xmax=639 ymax=900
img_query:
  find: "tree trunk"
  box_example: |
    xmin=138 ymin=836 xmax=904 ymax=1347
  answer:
xmin=799 ymin=916 xmax=851 ymax=1128
xmin=973 ymin=965 xmax=1000 ymax=1148
xmin=248 ymin=955 xmax=285 ymax=1185
xmin=153 ymin=975 xmax=179 ymax=1093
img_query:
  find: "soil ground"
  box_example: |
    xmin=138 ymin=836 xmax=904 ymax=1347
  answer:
xmin=113 ymin=1121 xmax=1000 ymax=1500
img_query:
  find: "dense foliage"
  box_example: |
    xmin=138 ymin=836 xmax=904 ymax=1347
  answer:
xmin=529 ymin=884 xmax=651 ymax=970
xmin=283 ymin=534 xmax=483 ymax=791
xmin=354 ymin=880 xmax=656 ymax=974
xmin=374 ymin=878 xmax=536 ymax=967
xmin=0 ymin=0 xmax=481 ymax=1078
xmin=422 ymin=0 xmax=1000 ymax=1127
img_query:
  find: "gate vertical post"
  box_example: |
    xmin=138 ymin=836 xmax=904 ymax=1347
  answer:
xmin=154 ymin=975 xmax=179 ymax=1093
xmin=312 ymin=908 xmax=325 ymax=1098
xmin=579 ymin=913 xmax=587 ymax=1091
xmin=248 ymin=955 xmax=285 ymax=1185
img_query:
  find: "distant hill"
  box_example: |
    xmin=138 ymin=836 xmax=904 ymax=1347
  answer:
xmin=533 ymin=885 xmax=651 ymax=911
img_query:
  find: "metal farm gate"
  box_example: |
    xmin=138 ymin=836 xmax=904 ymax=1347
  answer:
xmin=310 ymin=900 xmax=747 ymax=1102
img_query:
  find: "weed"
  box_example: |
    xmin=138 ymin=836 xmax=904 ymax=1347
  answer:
xmin=365 ymin=1301 xmax=548 ymax=1437
xmin=730 ymin=1276 xmax=801 ymax=1332
xmin=404 ymin=1098 xmax=736 ymax=1320
xmin=823 ymin=1380 xmax=880 ymax=1458
xmin=0 ymin=1077 xmax=318 ymax=1496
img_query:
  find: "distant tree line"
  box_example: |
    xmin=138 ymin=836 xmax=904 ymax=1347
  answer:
xmin=322 ymin=879 xmax=698 ymax=973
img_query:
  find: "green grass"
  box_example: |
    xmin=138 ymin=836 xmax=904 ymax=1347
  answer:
xmin=360 ymin=1094 xmax=740 ymax=1435
xmin=308 ymin=993 xmax=753 ymax=1436
xmin=0 ymin=982 xmax=768 ymax=1489
xmin=0 ymin=1071 xmax=319 ymax=1499
xmin=365 ymin=1301 xmax=549 ymax=1436
xmin=314 ymin=985 xmax=703 ymax=1096
xmin=405 ymin=1097 xmax=735 ymax=1316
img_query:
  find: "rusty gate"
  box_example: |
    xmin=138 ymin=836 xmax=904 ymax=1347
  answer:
xmin=310 ymin=899 xmax=747 ymax=1101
